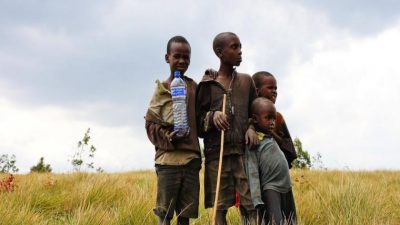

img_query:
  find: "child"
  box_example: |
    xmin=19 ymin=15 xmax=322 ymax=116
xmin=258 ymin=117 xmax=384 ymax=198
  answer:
xmin=145 ymin=36 xmax=201 ymax=225
xmin=196 ymin=32 xmax=258 ymax=225
xmin=247 ymin=97 xmax=297 ymax=225
xmin=252 ymin=71 xmax=297 ymax=168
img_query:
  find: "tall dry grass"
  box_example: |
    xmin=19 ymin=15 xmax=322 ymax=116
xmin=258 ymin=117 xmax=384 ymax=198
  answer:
xmin=290 ymin=170 xmax=400 ymax=225
xmin=0 ymin=170 xmax=399 ymax=225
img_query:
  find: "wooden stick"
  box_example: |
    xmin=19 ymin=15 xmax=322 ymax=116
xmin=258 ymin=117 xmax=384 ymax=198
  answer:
xmin=212 ymin=94 xmax=227 ymax=225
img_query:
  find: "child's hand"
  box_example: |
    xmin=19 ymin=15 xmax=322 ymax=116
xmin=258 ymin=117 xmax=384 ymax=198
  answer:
xmin=166 ymin=130 xmax=190 ymax=143
xmin=166 ymin=130 xmax=177 ymax=143
xmin=213 ymin=111 xmax=230 ymax=131
xmin=245 ymin=128 xmax=259 ymax=149
xmin=205 ymin=68 xmax=218 ymax=80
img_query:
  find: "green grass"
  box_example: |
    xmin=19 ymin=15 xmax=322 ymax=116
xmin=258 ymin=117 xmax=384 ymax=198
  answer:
xmin=0 ymin=170 xmax=399 ymax=225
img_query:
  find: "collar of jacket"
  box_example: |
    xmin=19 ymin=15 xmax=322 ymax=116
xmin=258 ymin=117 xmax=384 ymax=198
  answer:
xmin=197 ymin=72 xmax=235 ymax=93
xmin=156 ymin=80 xmax=169 ymax=95
xmin=256 ymin=131 xmax=272 ymax=141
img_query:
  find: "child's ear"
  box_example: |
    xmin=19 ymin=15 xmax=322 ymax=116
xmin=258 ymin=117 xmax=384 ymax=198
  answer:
xmin=165 ymin=54 xmax=169 ymax=63
xmin=216 ymin=48 xmax=223 ymax=58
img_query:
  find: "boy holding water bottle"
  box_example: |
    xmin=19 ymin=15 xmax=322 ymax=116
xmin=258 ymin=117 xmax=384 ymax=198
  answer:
xmin=145 ymin=36 xmax=201 ymax=225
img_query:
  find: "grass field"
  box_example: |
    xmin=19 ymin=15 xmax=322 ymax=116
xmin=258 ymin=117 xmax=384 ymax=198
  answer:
xmin=0 ymin=170 xmax=399 ymax=225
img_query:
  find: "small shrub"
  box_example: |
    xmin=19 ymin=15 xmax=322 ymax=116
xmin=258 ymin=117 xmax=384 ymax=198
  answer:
xmin=70 ymin=128 xmax=103 ymax=172
xmin=30 ymin=157 xmax=52 ymax=173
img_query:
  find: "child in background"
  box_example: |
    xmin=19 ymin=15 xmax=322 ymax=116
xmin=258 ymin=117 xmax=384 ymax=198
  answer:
xmin=145 ymin=36 xmax=201 ymax=225
xmin=247 ymin=97 xmax=297 ymax=225
xmin=252 ymin=71 xmax=297 ymax=168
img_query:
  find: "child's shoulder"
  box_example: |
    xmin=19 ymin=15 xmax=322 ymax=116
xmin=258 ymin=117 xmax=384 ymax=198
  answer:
xmin=236 ymin=72 xmax=251 ymax=77
xmin=235 ymin=72 xmax=254 ymax=87
xmin=183 ymin=75 xmax=197 ymax=85
xmin=276 ymin=111 xmax=283 ymax=118
xmin=236 ymin=72 xmax=252 ymax=81
xmin=199 ymin=73 xmax=214 ymax=83
xmin=276 ymin=111 xmax=287 ymax=120
xmin=154 ymin=79 xmax=169 ymax=94
xmin=275 ymin=111 xmax=285 ymax=126
xmin=183 ymin=75 xmax=194 ymax=81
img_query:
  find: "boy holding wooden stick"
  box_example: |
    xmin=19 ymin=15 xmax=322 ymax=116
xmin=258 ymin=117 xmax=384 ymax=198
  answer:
xmin=196 ymin=32 xmax=258 ymax=225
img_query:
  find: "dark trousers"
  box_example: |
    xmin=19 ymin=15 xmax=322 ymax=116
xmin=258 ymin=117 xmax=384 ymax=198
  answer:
xmin=260 ymin=189 xmax=296 ymax=225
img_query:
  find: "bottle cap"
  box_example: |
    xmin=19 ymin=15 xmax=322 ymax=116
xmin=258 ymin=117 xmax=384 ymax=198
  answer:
xmin=174 ymin=71 xmax=181 ymax=78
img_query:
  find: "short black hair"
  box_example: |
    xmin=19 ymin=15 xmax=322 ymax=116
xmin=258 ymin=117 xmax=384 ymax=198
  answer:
xmin=252 ymin=71 xmax=275 ymax=89
xmin=251 ymin=97 xmax=275 ymax=115
xmin=212 ymin=32 xmax=238 ymax=55
xmin=166 ymin=36 xmax=190 ymax=54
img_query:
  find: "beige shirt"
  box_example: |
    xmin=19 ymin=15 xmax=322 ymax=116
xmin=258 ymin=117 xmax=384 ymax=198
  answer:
xmin=147 ymin=80 xmax=199 ymax=166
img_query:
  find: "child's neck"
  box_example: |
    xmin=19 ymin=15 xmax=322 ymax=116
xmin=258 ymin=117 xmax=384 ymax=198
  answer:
xmin=218 ymin=64 xmax=235 ymax=78
xmin=164 ymin=72 xmax=181 ymax=90
xmin=167 ymin=73 xmax=175 ymax=82
xmin=216 ymin=65 xmax=235 ymax=91
xmin=255 ymin=126 xmax=271 ymax=136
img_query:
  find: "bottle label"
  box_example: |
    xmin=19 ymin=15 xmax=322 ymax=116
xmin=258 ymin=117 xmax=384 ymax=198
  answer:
xmin=171 ymin=87 xmax=186 ymax=97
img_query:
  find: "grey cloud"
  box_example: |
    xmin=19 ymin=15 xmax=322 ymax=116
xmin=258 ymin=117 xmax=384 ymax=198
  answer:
xmin=0 ymin=1 xmax=217 ymax=128
xmin=0 ymin=0 xmax=113 ymax=33
xmin=2 ymin=1 xmax=399 ymax=162
xmin=296 ymin=0 xmax=400 ymax=35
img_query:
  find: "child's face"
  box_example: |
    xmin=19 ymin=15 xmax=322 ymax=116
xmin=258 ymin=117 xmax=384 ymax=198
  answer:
xmin=253 ymin=104 xmax=276 ymax=134
xmin=219 ymin=35 xmax=242 ymax=67
xmin=257 ymin=76 xmax=277 ymax=103
xmin=165 ymin=42 xmax=191 ymax=75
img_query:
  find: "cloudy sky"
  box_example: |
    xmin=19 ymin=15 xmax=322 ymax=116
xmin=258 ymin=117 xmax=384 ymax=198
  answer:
xmin=1 ymin=0 xmax=400 ymax=173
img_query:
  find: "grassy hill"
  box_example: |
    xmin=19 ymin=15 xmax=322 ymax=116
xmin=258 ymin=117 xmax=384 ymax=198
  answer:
xmin=0 ymin=170 xmax=399 ymax=225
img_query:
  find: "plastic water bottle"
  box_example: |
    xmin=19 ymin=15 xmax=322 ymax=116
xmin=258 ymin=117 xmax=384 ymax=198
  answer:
xmin=171 ymin=71 xmax=189 ymax=137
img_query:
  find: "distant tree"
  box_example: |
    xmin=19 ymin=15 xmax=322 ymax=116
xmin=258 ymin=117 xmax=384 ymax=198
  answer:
xmin=292 ymin=138 xmax=326 ymax=169
xmin=0 ymin=154 xmax=19 ymax=173
xmin=30 ymin=157 xmax=52 ymax=173
xmin=70 ymin=128 xmax=103 ymax=172
xmin=292 ymin=138 xmax=312 ymax=169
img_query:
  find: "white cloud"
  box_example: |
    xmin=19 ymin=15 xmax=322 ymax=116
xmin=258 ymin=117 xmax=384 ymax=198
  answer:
xmin=0 ymin=97 xmax=154 ymax=173
xmin=281 ymin=24 xmax=400 ymax=170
